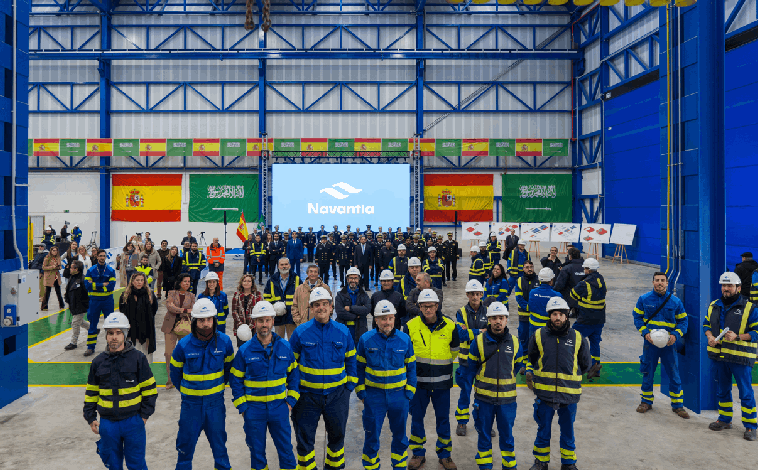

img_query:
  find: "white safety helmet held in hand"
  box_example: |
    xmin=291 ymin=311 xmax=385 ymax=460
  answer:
xmin=545 ymin=296 xmax=570 ymax=313
xmin=408 ymin=257 xmax=421 ymax=267
xmin=486 ymin=301 xmax=509 ymax=317
xmin=649 ymin=329 xmax=670 ymax=348
xmin=538 ymin=267 xmax=555 ymax=282
xmin=309 ymin=286 xmax=332 ymax=304
xmin=374 ymin=300 xmax=397 ymax=317
xmin=347 ymin=267 xmax=361 ymax=277
xmin=192 ymin=298 xmax=218 ymax=319
xmin=251 ymin=300 xmax=276 ymax=319
xmin=103 ymin=312 xmax=130 ymax=330
xmin=204 ymin=272 xmax=219 ymax=282
xmin=465 ymin=279 xmax=484 ymax=293
xmin=379 ymin=270 xmax=394 ymax=281
xmin=582 ymin=258 xmax=600 ymax=270
xmin=479 ymin=241 xmax=487 ymax=248
xmin=719 ymin=272 xmax=741 ymax=285
xmin=417 ymin=289 xmax=439 ymax=304
xmin=273 ymin=301 xmax=287 ymax=316
xmin=237 ymin=324 xmax=253 ymax=342
xmin=398 ymin=244 xmax=407 ymax=251
xmin=428 ymin=246 xmax=437 ymax=252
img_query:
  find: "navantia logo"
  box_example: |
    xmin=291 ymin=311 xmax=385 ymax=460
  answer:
xmin=310 ymin=182 xmax=375 ymax=214
xmin=320 ymin=182 xmax=362 ymax=200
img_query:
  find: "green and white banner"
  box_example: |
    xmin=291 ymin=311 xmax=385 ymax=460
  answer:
xmin=189 ymin=174 xmax=259 ymax=223
xmin=501 ymin=173 xmax=572 ymax=223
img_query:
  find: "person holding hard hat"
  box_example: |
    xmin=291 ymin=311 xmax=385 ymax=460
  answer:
xmin=454 ymin=279 xmax=488 ymax=436
xmin=264 ymin=257 xmax=301 ymax=340
xmin=371 ymin=269 xmax=407 ymax=329
xmin=526 ymin=297 xmax=591 ymax=470
xmin=230 ymin=300 xmax=301 ymax=470
xmin=290 ymin=286 xmax=358 ymax=470
xmin=506 ymin=242 xmax=531 ymax=295
xmin=485 ymin=233 xmax=502 ymax=267
xmin=703 ymin=272 xmax=758 ymax=441
xmin=169 ymin=297 xmax=235 ymax=470
xmin=633 ymin=271 xmax=690 ymax=418
xmin=389 ymin=244 xmax=409 ymax=292
xmin=570 ymin=257 xmax=607 ymax=379
xmin=469 ymin=246 xmax=486 ymax=285
xmin=423 ymin=247 xmax=445 ymax=290
xmin=401 ymin=257 xmax=423 ymax=301
xmin=403 ymin=289 xmax=462 ymax=470
xmin=336 ymin=266 xmax=372 ymax=343
xmin=464 ymin=302 xmax=523 ymax=470
xmin=198 ymin=271 xmax=230 ymax=334
xmin=357 ymin=300 xmax=417 ymax=470
xmin=83 ymin=312 xmax=157 ymax=470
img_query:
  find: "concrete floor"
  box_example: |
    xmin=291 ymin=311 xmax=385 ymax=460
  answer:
xmin=7 ymin=254 xmax=757 ymax=469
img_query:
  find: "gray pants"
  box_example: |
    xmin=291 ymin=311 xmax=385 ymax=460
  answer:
xmin=70 ymin=313 xmax=84 ymax=344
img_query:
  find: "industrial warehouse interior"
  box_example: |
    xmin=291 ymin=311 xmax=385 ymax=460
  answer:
xmin=1 ymin=0 xmax=757 ymax=469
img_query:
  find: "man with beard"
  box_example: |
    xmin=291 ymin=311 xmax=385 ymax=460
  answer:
xmin=169 ymin=298 xmax=235 ymax=470
xmin=371 ymin=270 xmax=407 ymax=329
xmin=182 ymin=242 xmax=207 ymax=295
xmin=335 ymin=267 xmax=371 ymax=344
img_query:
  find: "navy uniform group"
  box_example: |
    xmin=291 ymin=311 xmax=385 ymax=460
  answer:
xmin=83 ymin=223 xmax=758 ymax=470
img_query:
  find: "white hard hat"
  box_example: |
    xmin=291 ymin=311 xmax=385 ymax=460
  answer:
xmin=103 ymin=312 xmax=130 ymax=330
xmin=478 ymin=241 xmax=487 ymax=247
xmin=204 ymin=272 xmax=219 ymax=282
xmin=470 ymin=246 xmax=479 ymax=253
xmin=517 ymin=241 xmax=525 ymax=246
xmin=538 ymin=267 xmax=555 ymax=282
xmin=719 ymin=272 xmax=741 ymax=285
xmin=428 ymin=246 xmax=436 ymax=252
xmin=417 ymin=289 xmax=439 ymax=303
xmin=309 ymin=286 xmax=332 ymax=304
xmin=251 ymin=300 xmax=276 ymax=319
xmin=347 ymin=267 xmax=361 ymax=277
xmin=237 ymin=324 xmax=253 ymax=342
xmin=374 ymin=300 xmax=396 ymax=317
xmin=273 ymin=301 xmax=287 ymax=316
xmin=465 ymin=279 xmax=484 ymax=293
xmin=408 ymin=257 xmax=421 ymax=267
xmin=490 ymin=232 xmax=496 ymax=237
xmin=486 ymin=301 xmax=509 ymax=317
xmin=545 ymin=296 xmax=570 ymax=312
xmin=398 ymin=244 xmax=407 ymax=251
xmin=379 ymin=270 xmax=394 ymax=281
xmin=649 ymin=329 xmax=670 ymax=348
xmin=582 ymin=258 xmax=600 ymax=270
xmin=192 ymin=298 xmax=218 ymax=319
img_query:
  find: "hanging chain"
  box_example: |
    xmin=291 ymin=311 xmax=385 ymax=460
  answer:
xmin=244 ymin=0 xmax=255 ymax=31
xmin=262 ymin=0 xmax=272 ymax=33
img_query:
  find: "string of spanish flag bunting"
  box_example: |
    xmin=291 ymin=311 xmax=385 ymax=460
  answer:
xmin=29 ymin=138 xmax=568 ymax=158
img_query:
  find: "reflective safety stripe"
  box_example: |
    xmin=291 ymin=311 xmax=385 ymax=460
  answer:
xmin=288 ymin=390 xmax=300 ymax=401
xmin=86 ymin=384 xmax=99 ymax=392
xmin=533 ymin=383 xmax=581 ymax=394
xmin=233 ymin=396 xmax=246 ymax=407
xmin=475 ymin=375 xmax=517 ymax=386
xmin=405 ymin=356 xmax=416 ymax=364
xmin=119 ymin=386 xmax=140 ymax=395
xmin=140 ymin=377 xmax=155 ymax=389
xmin=298 ymin=451 xmax=316 ymax=462
xmin=120 ymin=396 xmax=142 ymax=408
xmin=244 ymin=377 xmax=287 ymax=388
xmin=365 ymin=379 xmax=406 ymax=389
xmin=230 ymin=367 xmax=245 ymax=378
xmin=98 ymin=398 xmax=113 ymax=408
xmin=365 ymin=366 xmax=405 ymax=377
xmin=417 ymin=375 xmax=451 ymax=383
xmin=301 ymin=377 xmax=347 ymax=389
xmin=300 ymin=365 xmax=345 ymax=375
xmin=246 ymin=391 xmax=287 ymax=402
xmin=415 ymin=357 xmax=454 ymax=365
xmin=647 ymin=320 xmax=675 ymax=328
xmin=183 ymin=370 xmax=224 ymax=381
xmin=473 ymin=387 xmax=517 ymax=398
xmin=84 ymin=395 xmax=99 ymax=403
xmin=405 ymin=384 xmax=416 ymax=394
xmin=180 ymin=384 xmax=225 ymax=396
xmin=532 ymin=371 xmax=581 ymax=382
xmin=170 ymin=357 xmax=184 ymax=368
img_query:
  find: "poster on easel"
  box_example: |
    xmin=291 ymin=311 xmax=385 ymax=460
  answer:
xmin=550 ymin=223 xmax=581 ymax=243
xmin=520 ymin=223 xmax=551 ymax=242
xmin=492 ymin=222 xmax=520 ymax=240
xmin=462 ymin=222 xmax=490 ymax=240
xmin=580 ymin=223 xmax=612 ymax=244
xmin=610 ymin=223 xmax=637 ymax=246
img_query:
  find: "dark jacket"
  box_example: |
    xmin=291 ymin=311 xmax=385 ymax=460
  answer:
xmin=119 ymin=288 xmax=159 ymax=354
xmin=371 ymin=289 xmax=407 ymax=328
xmin=553 ymin=258 xmax=585 ymax=308
xmin=503 ymin=234 xmax=519 ymax=260
xmin=735 ymin=259 xmax=758 ymax=293
xmin=540 ymin=256 xmax=563 ymax=277
xmin=336 ymin=243 xmax=353 ymax=266
xmin=335 ymin=286 xmax=372 ymax=342
xmin=268 ymin=240 xmax=285 ymax=262
xmin=161 ymin=255 xmax=184 ymax=288
xmin=263 ymin=272 xmax=301 ymax=326
xmin=571 ymin=271 xmax=607 ymax=325
xmin=180 ymin=236 xmax=197 ymax=246
xmin=528 ymin=325 xmax=591 ymax=405
xmin=354 ymin=243 xmax=374 ymax=268
xmin=380 ymin=246 xmax=396 ymax=269
xmin=65 ymin=271 xmax=89 ymax=315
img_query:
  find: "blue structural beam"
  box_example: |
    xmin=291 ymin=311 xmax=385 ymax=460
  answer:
xmin=99 ymin=3 xmax=111 ymax=249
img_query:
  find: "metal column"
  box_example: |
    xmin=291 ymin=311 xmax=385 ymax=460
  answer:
xmin=98 ymin=7 xmax=111 ymax=249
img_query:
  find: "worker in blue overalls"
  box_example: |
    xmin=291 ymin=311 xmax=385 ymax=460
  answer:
xmin=357 ymin=300 xmax=417 ymax=470
xmin=83 ymin=249 xmax=117 ymax=357
xmin=230 ymin=300 xmax=301 ymax=470
xmin=72 ymin=224 xmax=82 ymax=244
xmin=198 ymin=271 xmax=230 ymax=334
xmin=170 ymin=298 xmax=235 ymax=470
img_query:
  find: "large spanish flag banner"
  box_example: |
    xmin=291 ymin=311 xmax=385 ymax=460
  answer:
xmin=408 ymin=138 xmax=435 ymax=156
xmin=462 ymin=139 xmax=489 ymax=157
xmin=424 ymin=174 xmax=494 ymax=223
xmin=33 ymin=139 xmax=59 ymax=156
xmin=194 ymin=138 xmax=220 ymax=157
xmin=355 ymin=138 xmax=381 ymax=156
xmin=111 ymin=174 xmax=183 ymax=222
xmin=515 ymin=138 xmax=542 ymax=156
xmin=87 ymin=139 xmax=112 ymax=156
xmin=302 ymin=138 xmax=328 ymax=153
xmin=140 ymin=139 xmax=166 ymax=156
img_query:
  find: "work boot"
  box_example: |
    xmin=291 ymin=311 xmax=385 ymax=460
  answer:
xmin=744 ymin=429 xmax=757 ymax=441
xmin=560 ymin=465 xmax=578 ymax=470
xmin=408 ymin=456 xmax=426 ymax=470
xmin=83 ymin=349 xmax=95 ymax=357
xmin=456 ymin=423 xmax=466 ymax=436
xmin=529 ymin=460 xmax=549 ymax=470
xmin=672 ymin=408 xmax=690 ymax=419
xmin=64 ymin=343 xmax=77 ymax=351
xmin=709 ymin=420 xmax=732 ymax=431
xmin=585 ymin=363 xmax=602 ymax=379
xmin=438 ymin=457 xmax=457 ymax=470
xmin=636 ymin=403 xmax=652 ymax=413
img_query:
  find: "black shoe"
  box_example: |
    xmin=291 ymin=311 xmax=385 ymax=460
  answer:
xmin=64 ymin=343 xmax=77 ymax=351
xmin=529 ymin=460 xmax=549 ymax=470
xmin=452 ymin=278 xmax=457 ymax=281
xmin=745 ymin=429 xmax=757 ymax=441
xmin=83 ymin=349 xmax=95 ymax=357
xmin=455 ymin=423 xmax=466 ymax=436
xmin=561 ymin=465 xmax=578 ymax=470
xmin=443 ymin=282 xmax=447 ymax=287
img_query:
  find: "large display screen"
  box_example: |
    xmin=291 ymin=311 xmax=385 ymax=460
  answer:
xmin=272 ymin=163 xmax=410 ymax=230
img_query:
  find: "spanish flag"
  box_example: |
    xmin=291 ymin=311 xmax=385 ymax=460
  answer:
xmin=408 ymin=138 xmax=435 ymax=157
xmin=34 ymin=139 xmax=59 ymax=156
xmin=302 ymin=138 xmax=328 ymax=153
xmin=111 ymin=174 xmax=182 ymax=222
xmin=355 ymin=138 xmax=381 ymax=157
xmin=236 ymin=211 xmax=249 ymax=243
xmin=462 ymin=139 xmax=489 ymax=157
xmin=140 ymin=139 xmax=166 ymax=157
xmin=515 ymin=138 xmax=542 ymax=156
xmin=246 ymin=139 xmax=273 ymax=156
xmin=87 ymin=139 xmax=112 ymax=156
xmin=423 ymin=174 xmax=494 ymax=222
xmin=194 ymin=138 xmax=220 ymax=157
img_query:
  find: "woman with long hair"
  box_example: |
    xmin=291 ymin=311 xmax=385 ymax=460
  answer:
xmin=161 ymin=245 xmax=183 ymax=300
xmin=162 ymin=273 xmax=195 ymax=389
xmin=62 ymin=241 xmax=79 ymax=281
xmin=230 ymin=274 xmax=262 ymax=347
xmin=119 ymin=272 xmax=158 ymax=362
xmin=141 ymin=240 xmax=162 ymax=289
xmin=78 ymin=245 xmax=92 ymax=271
xmin=198 ymin=273 xmax=229 ymax=334
xmin=484 ymin=263 xmax=509 ymax=304
xmin=63 ymin=260 xmax=89 ymax=351
xmin=41 ymin=246 xmax=65 ymax=311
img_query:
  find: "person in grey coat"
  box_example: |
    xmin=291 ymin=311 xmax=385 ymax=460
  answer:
xmin=335 ymin=267 xmax=371 ymax=344
xmin=405 ymin=272 xmax=444 ymax=321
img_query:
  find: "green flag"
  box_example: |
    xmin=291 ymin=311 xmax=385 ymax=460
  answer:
xmin=189 ymin=174 xmax=260 ymax=223
xmin=274 ymin=139 xmax=300 ymax=153
xmin=113 ymin=139 xmax=139 ymax=157
xmin=501 ymin=173 xmax=572 ymax=223
xmin=60 ymin=139 xmax=85 ymax=157
xmin=489 ymin=139 xmax=516 ymax=157
xmin=167 ymin=139 xmax=192 ymax=157
xmin=221 ymin=139 xmax=246 ymax=157
xmin=382 ymin=138 xmax=406 ymax=153
xmin=27 ymin=139 xmax=33 ymax=156
xmin=327 ymin=138 xmax=354 ymax=153
xmin=542 ymin=139 xmax=569 ymax=157
xmin=435 ymin=139 xmax=462 ymax=157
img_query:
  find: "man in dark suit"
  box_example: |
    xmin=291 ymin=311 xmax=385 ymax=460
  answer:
xmin=504 ymin=231 xmax=520 ymax=264
xmin=353 ymin=234 xmax=374 ymax=290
